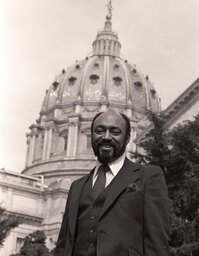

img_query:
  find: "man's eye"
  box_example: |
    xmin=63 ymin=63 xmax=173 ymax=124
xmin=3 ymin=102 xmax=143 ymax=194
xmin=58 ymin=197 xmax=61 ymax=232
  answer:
xmin=95 ymin=129 xmax=104 ymax=134
xmin=111 ymin=130 xmax=121 ymax=135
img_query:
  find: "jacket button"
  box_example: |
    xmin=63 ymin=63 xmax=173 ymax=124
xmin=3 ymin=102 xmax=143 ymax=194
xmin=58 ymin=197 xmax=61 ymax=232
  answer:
xmin=89 ymin=229 xmax=94 ymax=233
xmin=89 ymin=242 xmax=94 ymax=247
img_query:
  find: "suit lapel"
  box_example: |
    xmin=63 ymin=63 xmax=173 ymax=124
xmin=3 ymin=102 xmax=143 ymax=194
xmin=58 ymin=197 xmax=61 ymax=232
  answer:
xmin=99 ymin=158 xmax=141 ymax=220
xmin=68 ymin=170 xmax=94 ymax=238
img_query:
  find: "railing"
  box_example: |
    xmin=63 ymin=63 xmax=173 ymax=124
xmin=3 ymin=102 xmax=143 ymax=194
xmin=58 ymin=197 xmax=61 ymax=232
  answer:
xmin=0 ymin=168 xmax=47 ymax=189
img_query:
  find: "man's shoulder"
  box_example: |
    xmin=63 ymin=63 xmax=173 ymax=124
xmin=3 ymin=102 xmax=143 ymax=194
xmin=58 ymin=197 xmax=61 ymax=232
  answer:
xmin=125 ymin=158 xmax=163 ymax=176
xmin=70 ymin=170 xmax=92 ymax=188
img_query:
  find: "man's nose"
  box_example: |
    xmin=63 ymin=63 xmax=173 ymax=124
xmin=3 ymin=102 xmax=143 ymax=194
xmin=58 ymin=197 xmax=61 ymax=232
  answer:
xmin=103 ymin=130 xmax=111 ymax=140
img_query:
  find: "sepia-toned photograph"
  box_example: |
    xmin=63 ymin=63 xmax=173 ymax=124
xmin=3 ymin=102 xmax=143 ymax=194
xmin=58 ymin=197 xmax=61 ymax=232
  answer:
xmin=0 ymin=0 xmax=199 ymax=255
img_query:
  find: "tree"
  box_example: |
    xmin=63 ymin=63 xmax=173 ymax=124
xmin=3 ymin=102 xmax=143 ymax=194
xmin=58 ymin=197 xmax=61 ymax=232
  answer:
xmin=133 ymin=113 xmax=199 ymax=255
xmin=0 ymin=207 xmax=20 ymax=247
xmin=10 ymin=230 xmax=54 ymax=256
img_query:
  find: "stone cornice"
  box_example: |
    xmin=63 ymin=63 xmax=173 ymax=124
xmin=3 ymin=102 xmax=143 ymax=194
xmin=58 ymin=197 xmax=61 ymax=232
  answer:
xmin=136 ymin=78 xmax=199 ymax=143
xmin=5 ymin=210 xmax=43 ymax=224
xmin=163 ymin=78 xmax=199 ymax=120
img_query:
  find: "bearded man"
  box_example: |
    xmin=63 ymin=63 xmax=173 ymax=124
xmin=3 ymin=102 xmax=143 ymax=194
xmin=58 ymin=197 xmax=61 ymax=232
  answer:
xmin=54 ymin=109 xmax=170 ymax=256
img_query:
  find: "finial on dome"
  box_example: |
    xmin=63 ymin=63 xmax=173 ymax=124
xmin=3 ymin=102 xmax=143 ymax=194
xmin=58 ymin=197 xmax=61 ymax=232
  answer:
xmin=103 ymin=0 xmax=113 ymax=32
xmin=106 ymin=0 xmax=113 ymax=19
xmin=92 ymin=0 xmax=121 ymax=57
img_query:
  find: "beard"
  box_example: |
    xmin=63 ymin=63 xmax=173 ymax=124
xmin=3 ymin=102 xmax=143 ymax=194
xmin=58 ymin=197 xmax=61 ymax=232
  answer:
xmin=92 ymin=140 xmax=127 ymax=164
xmin=97 ymin=144 xmax=115 ymax=164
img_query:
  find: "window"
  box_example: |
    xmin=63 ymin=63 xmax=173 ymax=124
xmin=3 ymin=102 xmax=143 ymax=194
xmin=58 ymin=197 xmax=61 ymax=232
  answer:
xmin=52 ymin=81 xmax=59 ymax=91
xmin=16 ymin=237 xmax=24 ymax=253
xmin=94 ymin=62 xmax=99 ymax=68
xmin=150 ymin=89 xmax=156 ymax=98
xmin=89 ymin=74 xmax=99 ymax=84
xmin=68 ymin=77 xmax=77 ymax=86
xmin=114 ymin=64 xmax=119 ymax=70
xmin=134 ymin=81 xmax=142 ymax=88
xmin=113 ymin=76 xmax=123 ymax=86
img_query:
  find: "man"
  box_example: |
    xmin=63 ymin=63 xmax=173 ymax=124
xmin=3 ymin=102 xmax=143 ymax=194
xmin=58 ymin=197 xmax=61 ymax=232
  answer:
xmin=54 ymin=109 xmax=170 ymax=256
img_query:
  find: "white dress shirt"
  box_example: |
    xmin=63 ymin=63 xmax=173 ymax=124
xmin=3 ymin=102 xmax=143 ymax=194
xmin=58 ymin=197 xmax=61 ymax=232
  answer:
xmin=92 ymin=153 xmax=126 ymax=187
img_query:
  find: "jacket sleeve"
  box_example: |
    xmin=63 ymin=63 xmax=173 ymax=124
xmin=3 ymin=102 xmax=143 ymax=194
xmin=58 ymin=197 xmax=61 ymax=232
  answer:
xmin=144 ymin=166 xmax=170 ymax=256
xmin=53 ymin=182 xmax=74 ymax=256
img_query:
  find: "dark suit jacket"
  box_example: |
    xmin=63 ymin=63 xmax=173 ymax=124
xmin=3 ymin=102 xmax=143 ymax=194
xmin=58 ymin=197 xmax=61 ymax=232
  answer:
xmin=54 ymin=158 xmax=170 ymax=256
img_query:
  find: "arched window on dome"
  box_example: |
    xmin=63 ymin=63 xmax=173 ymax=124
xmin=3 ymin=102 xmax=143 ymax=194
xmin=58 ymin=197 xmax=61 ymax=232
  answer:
xmin=52 ymin=81 xmax=59 ymax=92
xmin=68 ymin=77 xmax=77 ymax=86
xmin=113 ymin=64 xmax=119 ymax=71
xmin=150 ymin=89 xmax=156 ymax=99
xmin=134 ymin=81 xmax=143 ymax=91
xmin=113 ymin=76 xmax=123 ymax=86
xmin=94 ymin=62 xmax=99 ymax=68
xmin=75 ymin=64 xmax=80 ymax=70
xmin=89 ymin=74 xmax=100 ymax=84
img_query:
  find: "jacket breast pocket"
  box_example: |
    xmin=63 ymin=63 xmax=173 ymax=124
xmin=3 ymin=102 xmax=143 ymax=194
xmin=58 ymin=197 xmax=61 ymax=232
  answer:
xmin=128 ymin=247 xmax=142 ymax=256
xmin=120 ymin=191 xmax=143 ymax=200
xmin=118 ymin=193 xmax=144 ymax=223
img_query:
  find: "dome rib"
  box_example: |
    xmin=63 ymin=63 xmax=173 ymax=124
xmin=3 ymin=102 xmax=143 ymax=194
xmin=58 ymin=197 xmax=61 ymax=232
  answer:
xmin=103 ymin=56 xmax=110 ymax=100
xmin=117 ymin=58 xmax=132 ymax=103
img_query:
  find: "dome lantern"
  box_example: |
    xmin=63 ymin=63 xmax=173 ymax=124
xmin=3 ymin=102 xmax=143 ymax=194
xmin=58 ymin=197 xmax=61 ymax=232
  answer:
xmin=92 ymin=2 xmax=121 ymax=57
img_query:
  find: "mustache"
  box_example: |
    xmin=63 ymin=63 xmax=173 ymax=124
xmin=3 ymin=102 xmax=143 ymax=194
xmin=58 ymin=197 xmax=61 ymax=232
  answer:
xmin=98 ymin=141 xmax=114 ymax=147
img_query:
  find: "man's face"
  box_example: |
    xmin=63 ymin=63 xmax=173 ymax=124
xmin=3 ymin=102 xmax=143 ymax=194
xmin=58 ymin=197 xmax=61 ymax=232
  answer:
xmin=91 ymin=110 xmax=130 ymax=164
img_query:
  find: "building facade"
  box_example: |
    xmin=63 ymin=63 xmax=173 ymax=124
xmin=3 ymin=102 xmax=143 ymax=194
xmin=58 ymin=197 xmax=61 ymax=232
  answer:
xmin=163 ymin=78 xmax=199 ymax=129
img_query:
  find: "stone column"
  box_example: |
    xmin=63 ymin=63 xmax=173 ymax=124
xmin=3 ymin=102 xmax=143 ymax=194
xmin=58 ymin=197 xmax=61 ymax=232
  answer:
xmin=42 ymin=128 xmax=48 ymax=160
xmin=105 ymin=39 xmax=109 ymax=54
xmin=42 ymin=122 xmax=54 ymax=160
xmin=99 ymin=40 xmax=103 ymax=54
xmin=66 ymin=115 xmax=79 ymax=158
xmin=66 ymin=126 xmax=72 ymax=157
xmin=28 ymin=127 xmax=37 ymax=165
xmin=25 ymin=135 xmax=30 ymax=167
xmin=46 ymin=127 xmax=53 ymax=159
xmin=110 ymin=40 xmax=114 ymax=56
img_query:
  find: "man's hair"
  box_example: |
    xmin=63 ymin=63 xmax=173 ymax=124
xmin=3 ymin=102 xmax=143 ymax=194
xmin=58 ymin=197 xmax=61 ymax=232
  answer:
xmin=90 ymin=111 xmax=131 ymax=137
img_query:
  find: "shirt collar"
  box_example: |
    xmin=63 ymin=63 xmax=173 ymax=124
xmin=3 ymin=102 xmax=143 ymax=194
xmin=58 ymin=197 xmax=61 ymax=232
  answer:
xmin=93 ymin=153 xmax=126 ymax=178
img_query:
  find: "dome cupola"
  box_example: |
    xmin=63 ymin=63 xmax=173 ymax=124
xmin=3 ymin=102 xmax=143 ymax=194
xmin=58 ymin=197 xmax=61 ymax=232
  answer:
xmin=92 ymin=13 xmax=121 ymax=57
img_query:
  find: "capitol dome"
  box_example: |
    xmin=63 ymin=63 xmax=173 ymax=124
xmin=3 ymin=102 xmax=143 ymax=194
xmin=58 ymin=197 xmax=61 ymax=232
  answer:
xmin=41 ymin=15 xmax=160 ymax=115
xmin=23 ymin=13 xmax=161 ymax=184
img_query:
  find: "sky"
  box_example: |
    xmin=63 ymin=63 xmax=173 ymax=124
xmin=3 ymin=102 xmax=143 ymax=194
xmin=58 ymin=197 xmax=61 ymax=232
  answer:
xmin=0 ymin=0 xmax=199 ymax=172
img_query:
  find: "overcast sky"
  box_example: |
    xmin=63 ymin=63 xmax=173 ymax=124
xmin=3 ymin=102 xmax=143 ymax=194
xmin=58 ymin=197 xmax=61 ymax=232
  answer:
xmin=0 ymin=0 xmax=199 ymax=172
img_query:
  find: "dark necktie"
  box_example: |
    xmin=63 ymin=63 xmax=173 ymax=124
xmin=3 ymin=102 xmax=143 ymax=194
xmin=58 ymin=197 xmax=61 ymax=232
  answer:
xmin=92 ymin=164 xmax=110 ymax=199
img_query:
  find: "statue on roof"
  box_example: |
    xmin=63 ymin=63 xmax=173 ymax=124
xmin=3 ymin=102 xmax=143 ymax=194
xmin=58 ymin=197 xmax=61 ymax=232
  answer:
xmin=106 ymin=0 xmax=113 ymax=18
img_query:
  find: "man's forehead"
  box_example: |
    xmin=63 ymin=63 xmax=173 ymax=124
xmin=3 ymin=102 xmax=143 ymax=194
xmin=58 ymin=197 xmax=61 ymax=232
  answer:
xmin=94 ymin=110 xmax=125 ymax=125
